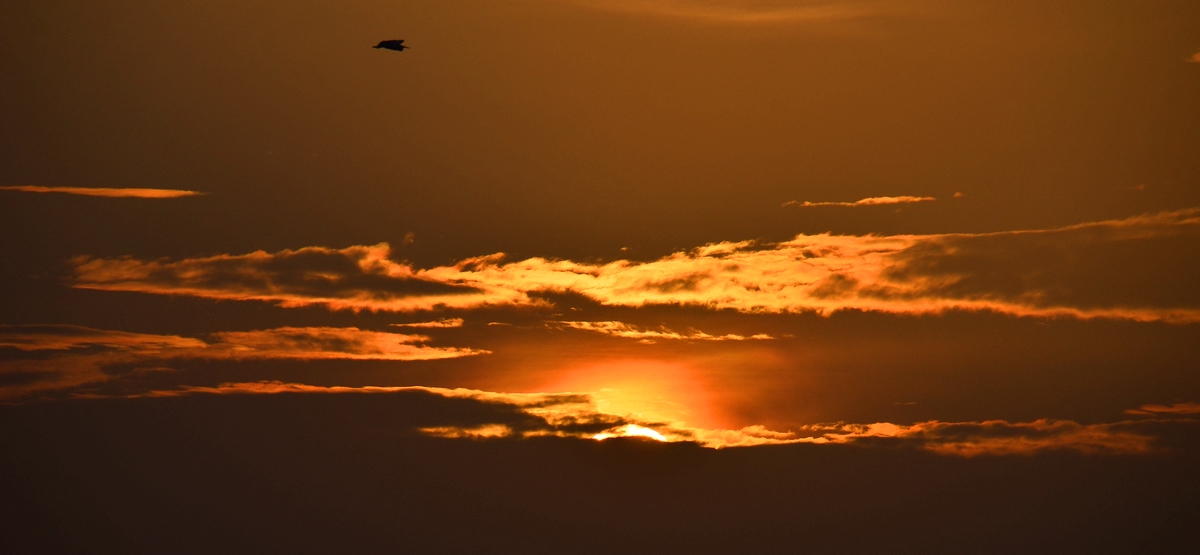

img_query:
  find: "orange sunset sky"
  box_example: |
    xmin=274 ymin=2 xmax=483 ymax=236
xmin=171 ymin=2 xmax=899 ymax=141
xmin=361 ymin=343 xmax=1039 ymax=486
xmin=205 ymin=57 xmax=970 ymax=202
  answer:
xmin=2 ymin=0 xmax=1199 ymax=552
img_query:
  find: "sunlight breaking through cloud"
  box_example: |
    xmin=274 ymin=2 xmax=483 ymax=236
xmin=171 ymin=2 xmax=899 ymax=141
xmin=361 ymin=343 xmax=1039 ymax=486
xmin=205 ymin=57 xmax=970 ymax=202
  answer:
xmin=123 ymin=382 xmax=1195 ymax=455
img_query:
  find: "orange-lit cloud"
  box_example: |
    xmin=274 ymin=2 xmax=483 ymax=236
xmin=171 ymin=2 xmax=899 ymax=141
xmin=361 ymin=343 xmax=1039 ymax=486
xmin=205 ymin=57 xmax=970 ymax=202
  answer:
xmin=553 ymin=321 xmax=773 ymax=341
xmin=1125 ymin=402 xmax=1200 ymax=416
xmin=0 ymin=324 xmax=204 ymax=352
xmin=72 ymin=244 xmax=529 ymax=311
xmin=798 ymin=419 xmax=1158 ymax=456
xmin=392 ymin=318 xmax=465 ymax=328
xmin=0 ymin=325 xmax=485 ymax=398
xmin=0 ymin=185 xmax=205 ymax=198
xmin=1190 ymin=51 xmax=1200 ymax=63
xmin=131 ymin=381 xmax=1189 ymax=456
xmin=72 ymin=208 xmax=1200 ymax=323
xmin=558 ymin=0 xmax=905 ymax=24
xmin=782 ymin=195 xmax=936 ymax=207
xmin=205 ymin=327 xmax=486 ymax=361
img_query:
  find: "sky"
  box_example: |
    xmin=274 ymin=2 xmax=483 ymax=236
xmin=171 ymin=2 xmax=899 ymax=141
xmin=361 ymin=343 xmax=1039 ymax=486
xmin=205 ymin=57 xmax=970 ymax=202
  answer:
xmin=2 ymin=0 xmax=1200 ymax=551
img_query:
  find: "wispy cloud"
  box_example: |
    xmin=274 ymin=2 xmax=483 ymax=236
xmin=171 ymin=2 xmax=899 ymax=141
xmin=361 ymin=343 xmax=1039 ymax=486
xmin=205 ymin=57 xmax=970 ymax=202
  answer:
xmin=72 ymin=244 xmax=528 ymax=312
xmin=557 ymin=0 xmax=906 ymax=24
xmin=72 ymin=208 xmax=1200 ymax=323
xmin=204 ymin=327 xmax=486 ymax=361
xmin=783 ymin=195 xmax=936 ymax=207
xmin=1190 ymin=51 xmax=1200 ymax=63
xmin=0 ymin=325 xmax=486 ymax=398
xmin=553 ymin=320 xmax=773 ymax=341
xmin=0 ymin=185 xmax=206 ymax=198
xmin=392 ymin=318 xmax=465 ymax=329
xmin=794 ymin=419 xmax=1159 ymax=456
xmin=130 ymin=381 xmax=1192 ymax=455
xmin=1125 ymin=402 xmax=1200 ymax=416
xmin=0 ymin=325 xmax=204 ymax=352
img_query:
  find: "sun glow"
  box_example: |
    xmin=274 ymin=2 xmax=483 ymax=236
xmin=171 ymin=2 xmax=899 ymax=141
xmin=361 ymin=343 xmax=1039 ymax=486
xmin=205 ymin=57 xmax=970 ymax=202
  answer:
xmin=538 ymin=360 xmax=724 ymax=429
xmin=594 ymin=424 xmax=668 ymax=442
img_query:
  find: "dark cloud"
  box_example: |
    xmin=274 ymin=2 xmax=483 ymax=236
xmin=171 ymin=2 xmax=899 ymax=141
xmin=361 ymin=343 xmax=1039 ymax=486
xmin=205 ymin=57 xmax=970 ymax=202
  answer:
xmin=117 ymin=382 xmax=1200 ymax=455
xmin=2 ymin=390 xmax=1198 ymax=554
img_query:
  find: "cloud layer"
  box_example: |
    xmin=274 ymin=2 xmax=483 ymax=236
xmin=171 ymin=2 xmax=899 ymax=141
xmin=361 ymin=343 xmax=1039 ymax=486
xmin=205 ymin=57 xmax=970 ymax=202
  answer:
xmin=783 ymin=195 xmax=936 ymax=207
xmin=133 ymin=381 xmax=1196 ymax=455
xmin=71 ymin=209 xmax=1200 ymax=323
xmin=0 ymin=185 xmax=205 ymax=198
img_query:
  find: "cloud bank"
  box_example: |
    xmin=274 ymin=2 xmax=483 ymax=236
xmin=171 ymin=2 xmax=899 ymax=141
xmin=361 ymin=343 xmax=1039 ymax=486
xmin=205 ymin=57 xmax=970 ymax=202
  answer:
xmin=783 ymin=195 xmax=936 ymax=207
xmin=132 ymin=381 xmax=1194 ymax=455
xmin=71 ymin=209 xmax=1200 ymax=323
xmin=0 ymin=185 xmax=205 ymax=198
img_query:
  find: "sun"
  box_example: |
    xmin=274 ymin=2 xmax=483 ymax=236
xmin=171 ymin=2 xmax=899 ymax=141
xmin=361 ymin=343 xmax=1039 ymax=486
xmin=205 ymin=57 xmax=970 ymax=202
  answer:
xmin=594 ymin=424 xmax=668 ymax=442
xmin=538 ymin=359 xmax=724 ymax=429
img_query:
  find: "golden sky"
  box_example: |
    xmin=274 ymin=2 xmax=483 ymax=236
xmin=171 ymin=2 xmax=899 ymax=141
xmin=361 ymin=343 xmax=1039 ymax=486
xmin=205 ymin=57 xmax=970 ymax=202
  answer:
xmin=2 ymin=1 xmax=1200 ymax=549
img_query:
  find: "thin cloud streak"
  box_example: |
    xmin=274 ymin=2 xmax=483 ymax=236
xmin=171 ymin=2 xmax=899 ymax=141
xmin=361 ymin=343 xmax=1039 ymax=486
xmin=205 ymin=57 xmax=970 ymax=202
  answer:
xmin=0 ymin=326 xmax=486 ymax=398
xmin=131 ymin=381 xmax=1186 ymax=455
xmin=783 ymin=195 xmax=936 ymax=207
xmin=798 ymin=419 xmax=1158 ymax=456
xmin=0 ymin=325 xmax=204 ymax=352
xmin=392 ymin=318 xmax=465 ymax=328
xmin=558 ymin=0 xmax=907 ymax=24
xmin=554 ymin=320 xmax=773 ymax=341
xmin=206 ymin=327 xmax=487 ymax=361
xmin=1125 ymin=402 xmax=1200 ymax=416
xmin=0 ymin=185 xmax=206 ymax=198
xmin=71 ymin=209 xmax=1200 ymax=323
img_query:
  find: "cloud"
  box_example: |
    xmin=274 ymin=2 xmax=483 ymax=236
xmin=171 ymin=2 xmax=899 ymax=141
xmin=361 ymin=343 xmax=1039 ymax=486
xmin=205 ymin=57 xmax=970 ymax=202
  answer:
xmin=556 ymin=0 xmax=906 ymax=24
xmin=72 ymin=208 xmax=1200 ymax=323
xmin=0 ymin=324 xmax=204 ymax=352
xmin=783 ymin=195 xmax=937 ymax=207
xmin=127 ymin=381 xmax=1194 ymax=456
xmin=0 ymin=185 xmax=205 ymax=198
xmin=553 ymin=320 xmax=773 ymax=341
xmin=1190 ymin=51 xmax=1200 ymax=63
xmin=1125 ymin=402 xmax=1200 ymax=416
xmin=392 ymin=318 xmax=465 ymax=329
xmin=72 ymin=244 xmax=529 ymax=312
xmin=799 ymin=419 xmax=1161 ymax=456
xmin=0 ymin=325 xmax=485 ymax=398
xmin=204 ymin=327 xmax=486 ymax=361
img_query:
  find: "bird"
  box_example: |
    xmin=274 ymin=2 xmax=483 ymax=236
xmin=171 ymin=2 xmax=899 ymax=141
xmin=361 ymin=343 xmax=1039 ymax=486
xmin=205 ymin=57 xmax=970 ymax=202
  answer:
xmin=373 ymin=40 xmax=408 ymax=52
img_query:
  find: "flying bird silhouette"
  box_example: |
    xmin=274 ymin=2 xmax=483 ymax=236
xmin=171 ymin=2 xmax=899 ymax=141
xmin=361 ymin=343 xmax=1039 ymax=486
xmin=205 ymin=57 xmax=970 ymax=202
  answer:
xmin=373 ymin=40 xmax=409 ymax=52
